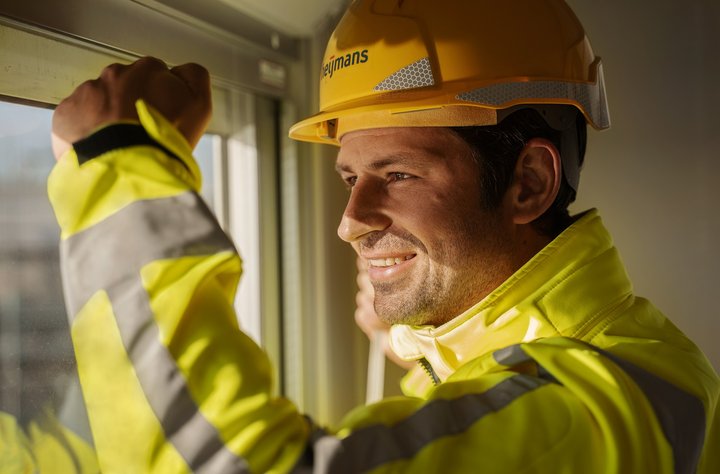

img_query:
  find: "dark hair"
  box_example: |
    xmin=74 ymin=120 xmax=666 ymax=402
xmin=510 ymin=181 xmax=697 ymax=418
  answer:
xmin=450 ymin=107 xmax=587 ymax=237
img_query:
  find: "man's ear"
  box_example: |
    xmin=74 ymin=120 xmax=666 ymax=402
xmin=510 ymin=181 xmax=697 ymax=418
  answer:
xmin=507 ymin=138 xmax=562 ymax=225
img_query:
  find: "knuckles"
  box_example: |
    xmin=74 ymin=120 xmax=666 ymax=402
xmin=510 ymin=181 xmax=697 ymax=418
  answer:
xmin=100 ymin=63 xmax=125 ymax=81
xmin=53 ymin=57 xmax=212 ymax=151
xmin=136 ymin=56 xmax=169 ymax=69
xmin=170 ymin=62 xmax=209 ymax=81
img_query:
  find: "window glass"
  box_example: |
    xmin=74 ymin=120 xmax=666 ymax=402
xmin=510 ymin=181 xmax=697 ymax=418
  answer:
xmin=0 ymin=101 xmax=66 ymax=427
xmin=195 ymin=134 xmax=216 ymax=209
xmin=0 ymin=100 xmax=216 ymax=430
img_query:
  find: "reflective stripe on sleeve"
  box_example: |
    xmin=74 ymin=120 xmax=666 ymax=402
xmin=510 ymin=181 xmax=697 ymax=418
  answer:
xmin=61 ymin=192 xmax=249 ymax=473
xmin=61 ymin=192 xmax=235 ymax=319
xmin=494 ymin=344 xmax=559 ymax=384
xmin=597 ymin=348 xmax=706 ymax=474
xmin=496 ymin=342 xmax=706 ymax=474
xmin=310 ymin=374 xmax=548 ymax=472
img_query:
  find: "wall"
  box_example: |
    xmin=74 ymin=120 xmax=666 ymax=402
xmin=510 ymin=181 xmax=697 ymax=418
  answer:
xmin=567 ymin=0 xmax=720 ymax=370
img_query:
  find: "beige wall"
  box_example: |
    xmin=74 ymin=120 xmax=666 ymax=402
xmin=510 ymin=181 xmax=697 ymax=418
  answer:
xmin=567 ymin=0 xmax=720 ymax=370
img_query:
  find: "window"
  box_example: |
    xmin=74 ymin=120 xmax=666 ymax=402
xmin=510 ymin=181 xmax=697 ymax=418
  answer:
xmin=0 ymin=100 xmax=220 ymax=430
xmin=1 ymin=0 xmax=299 ymax=429
xmin=0 ymin=101 xmax=66 ymax=427
xmin=195 ymin=133 xmax=217 ymax=210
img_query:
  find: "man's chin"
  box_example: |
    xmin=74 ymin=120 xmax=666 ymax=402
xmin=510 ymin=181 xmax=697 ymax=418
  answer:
xmin=375 ymin=300 xmax=432 ymax=327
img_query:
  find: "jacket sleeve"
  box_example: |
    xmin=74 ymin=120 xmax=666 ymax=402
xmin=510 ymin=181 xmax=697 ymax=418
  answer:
xmin=0 ymin=409 xmax=99 ymax=474
xmin=47 ymin=101 xmax=681 ymax=474
xmin=48 ymin=101 xmax=308 ymax=473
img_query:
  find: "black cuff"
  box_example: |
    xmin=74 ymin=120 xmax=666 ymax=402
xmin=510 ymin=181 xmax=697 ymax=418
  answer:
xmin=73 ymin=123 xmax=183 ymax=165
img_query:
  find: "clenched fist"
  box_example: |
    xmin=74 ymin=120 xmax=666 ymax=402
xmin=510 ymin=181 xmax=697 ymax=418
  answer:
xmin=51 ymin=57 xmax=211 ymax=160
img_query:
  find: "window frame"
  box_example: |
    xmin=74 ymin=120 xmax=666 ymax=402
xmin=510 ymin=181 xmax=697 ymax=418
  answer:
xmin=1 ymin=0 xmax=371 ymax=426
xmin=0 ymin=6 xmax=286 ymax=384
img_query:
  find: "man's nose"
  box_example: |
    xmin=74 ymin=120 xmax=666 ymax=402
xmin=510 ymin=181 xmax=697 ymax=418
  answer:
xmin=337 ymin=179 xmax=391 ymax=242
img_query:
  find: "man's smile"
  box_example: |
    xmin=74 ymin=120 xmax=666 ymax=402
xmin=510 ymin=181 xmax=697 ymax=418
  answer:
xmin=367 ymin=254 xmax=415 ymax=268
xmin=365 ymin=253 xmax=417 ymax=282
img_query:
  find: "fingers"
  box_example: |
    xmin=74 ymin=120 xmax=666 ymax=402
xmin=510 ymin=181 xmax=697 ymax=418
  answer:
xmin=51 ymin=57 xmax=212 ymax=160
xmin=51 ymin=131 xmax=71 ymax=162
xmin=356 ymin=256 xmax=374 ymax=293
xmin=170 ymin=63 xmax=211 ymax=99
xmin=168 ymin=63 xmax=212 ymax=148
xmin=99 ymin=57 xmax=168 ymax=93
xmin=116 ymin=57 xmax=170 ymax=79
xmin=136 ymin=56 xmax=170 ymax=70
xmin=52 ymin=78 xmax=107 ymax=161
xmin=354 ymin=256 xmax=388 ymax=336
xmin=354 ymin=256 xmax=414 ymax=370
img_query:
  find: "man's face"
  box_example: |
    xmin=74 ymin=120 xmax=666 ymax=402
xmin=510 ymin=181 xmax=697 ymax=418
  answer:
xmin=336 ymin=127 xmax=518 ymax=326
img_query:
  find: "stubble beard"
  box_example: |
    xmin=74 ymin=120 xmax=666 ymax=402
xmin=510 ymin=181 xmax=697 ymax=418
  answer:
xmin=371 ymin=213 xmax=510 ymax=328
xmin=373 ymin=269 xmax=442 ymax=327
xmin=372 ymin=255 xmax=500 ymax=327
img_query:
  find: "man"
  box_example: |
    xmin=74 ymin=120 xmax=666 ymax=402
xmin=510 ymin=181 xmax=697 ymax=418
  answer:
xmin=49 ymin=0 xmax=719 ymax=472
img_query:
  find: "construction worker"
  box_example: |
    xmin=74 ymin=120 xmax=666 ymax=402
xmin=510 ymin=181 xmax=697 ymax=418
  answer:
xmin=49 ymin=0 xmax=719 ymax=472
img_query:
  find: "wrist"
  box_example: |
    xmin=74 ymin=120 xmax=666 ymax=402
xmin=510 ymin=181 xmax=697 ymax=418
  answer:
xmin=72 ymin=122 xmax=181 ymax=166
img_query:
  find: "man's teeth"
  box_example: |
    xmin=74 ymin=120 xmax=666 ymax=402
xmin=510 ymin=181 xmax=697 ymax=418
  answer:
xmin=369 ymin=256 xmax=412 ymax=267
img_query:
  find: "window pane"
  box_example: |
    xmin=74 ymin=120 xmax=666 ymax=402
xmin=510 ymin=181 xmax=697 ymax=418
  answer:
xmin=195 ymin=134 xmax=216 ymax=209
xmin=0 ymin=101 xmax=69 ymax=426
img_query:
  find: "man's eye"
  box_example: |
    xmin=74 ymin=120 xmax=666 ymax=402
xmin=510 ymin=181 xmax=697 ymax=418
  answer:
xmin=344 ymin=176 xmax=358 ymax=188
xmin=389 ymin=172 xmax=413 ymax=182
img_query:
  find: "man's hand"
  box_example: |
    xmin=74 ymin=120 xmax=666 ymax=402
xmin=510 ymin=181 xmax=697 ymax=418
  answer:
xmin=51 ymin=57 xmax=212 ymax=160
xmin=355 ymin=257 xmax=414 ymax=369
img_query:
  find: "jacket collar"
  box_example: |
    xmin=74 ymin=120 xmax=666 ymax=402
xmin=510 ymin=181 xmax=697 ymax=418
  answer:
xmin=389 ymin=209 xmax=633 ymax=382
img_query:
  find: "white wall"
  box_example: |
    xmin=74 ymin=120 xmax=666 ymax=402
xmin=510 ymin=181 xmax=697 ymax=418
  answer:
xmin=567 ymin=0 xmax=720 ymax=370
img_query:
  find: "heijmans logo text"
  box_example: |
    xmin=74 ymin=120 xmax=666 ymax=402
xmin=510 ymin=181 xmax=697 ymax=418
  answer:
xmin=322 ymin=49 xmax=369 ymax=78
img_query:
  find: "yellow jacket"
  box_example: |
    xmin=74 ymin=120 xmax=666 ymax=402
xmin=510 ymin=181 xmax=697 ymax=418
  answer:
xmin=0 ymin=409 xmax=99 ymax=473
xmin=48 ymin=102 xmax=719 ymax=473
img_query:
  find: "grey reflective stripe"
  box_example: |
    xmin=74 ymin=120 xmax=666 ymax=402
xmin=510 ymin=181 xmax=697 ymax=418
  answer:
xmin=289 ymin=424 xmax=330 ymax=474
xmin=497 ymin=341 xmax=706 ymax=474
xmin=494 ymin=344 xmax=559 ymax=384
xmin=313 ymin=374 xmax=547 ymax=473
xmin=62 ymin=192 xmax=249 ymax=473
xmin=374 ymin=57 xmax=434 ymax=91
xmin=61 ymin=192 xmax=236 ymax=318
xmin=456 ymin=62 xmax=610 ymax=129
xmin=493 ymin=343 xmax=531 ymax=367
xmin=596 ymin=348 xmax=706 ymax=474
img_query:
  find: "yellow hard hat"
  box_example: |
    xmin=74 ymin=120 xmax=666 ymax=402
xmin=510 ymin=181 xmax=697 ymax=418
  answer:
xmin=289 ymin=0 xmax=610 ymax=145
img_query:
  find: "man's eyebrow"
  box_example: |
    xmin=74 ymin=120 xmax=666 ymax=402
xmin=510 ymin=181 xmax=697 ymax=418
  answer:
xmin=335 ymin=162 xmax=352 ymax=174
xmin=335 ymin=154 xmax=429 ymax=174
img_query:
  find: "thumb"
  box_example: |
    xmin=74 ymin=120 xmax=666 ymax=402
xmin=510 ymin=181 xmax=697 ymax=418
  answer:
xmin=51 ymin=131 xmax=71 ymax=162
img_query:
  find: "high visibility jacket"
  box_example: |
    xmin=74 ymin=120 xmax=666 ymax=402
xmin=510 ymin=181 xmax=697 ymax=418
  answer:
xmin=0 ymin=409 xmax=99 ymax=473
xmin=48 ymin=101 xmax=719 ymax=473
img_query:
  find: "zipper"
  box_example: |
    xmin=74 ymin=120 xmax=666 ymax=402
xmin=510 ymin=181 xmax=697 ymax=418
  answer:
xmin=418 ymin=357 xmax=441 ymax=386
